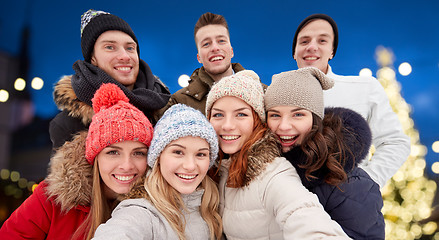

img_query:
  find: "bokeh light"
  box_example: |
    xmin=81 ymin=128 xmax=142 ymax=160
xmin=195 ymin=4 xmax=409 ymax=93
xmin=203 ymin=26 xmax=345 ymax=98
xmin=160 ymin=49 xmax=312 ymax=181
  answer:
xmin=178 ymin=74 xmax=190 ymax=87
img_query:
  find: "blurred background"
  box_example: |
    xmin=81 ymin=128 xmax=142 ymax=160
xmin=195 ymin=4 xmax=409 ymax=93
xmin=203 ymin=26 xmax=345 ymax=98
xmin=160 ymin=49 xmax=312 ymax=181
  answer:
xmin=0 ymin=0 xmax=438 ymax=238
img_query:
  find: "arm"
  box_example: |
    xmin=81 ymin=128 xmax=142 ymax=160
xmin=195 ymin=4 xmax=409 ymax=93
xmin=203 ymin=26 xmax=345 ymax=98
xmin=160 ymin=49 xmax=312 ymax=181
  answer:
xmin=359 ymin=79 xmax=410 ymax=187
xmin=264 ymin=159 xmax=351 ymax=239
xmin=0 ymin=182 xmax=52 ymax=239
xmin=92 ymin=199 xmax=154 ymax=240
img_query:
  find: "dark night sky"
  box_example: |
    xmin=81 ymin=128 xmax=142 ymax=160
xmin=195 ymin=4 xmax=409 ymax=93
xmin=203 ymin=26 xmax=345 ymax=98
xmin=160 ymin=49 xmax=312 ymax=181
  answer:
xmin=1 ymin=0 xmax=438 ymax=175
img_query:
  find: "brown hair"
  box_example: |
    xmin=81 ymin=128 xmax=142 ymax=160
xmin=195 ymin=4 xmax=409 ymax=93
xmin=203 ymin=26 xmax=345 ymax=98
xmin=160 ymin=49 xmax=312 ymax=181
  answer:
xmin=194 ymin=12 xmax=229 ymax=44
xmin=298 ymin=113 xmax=348 ymax=186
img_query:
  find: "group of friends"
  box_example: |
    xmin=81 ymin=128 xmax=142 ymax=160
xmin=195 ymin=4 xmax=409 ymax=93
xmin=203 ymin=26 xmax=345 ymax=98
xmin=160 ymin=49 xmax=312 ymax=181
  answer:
xmin=0 ymin=9 xmax=410 ymax=240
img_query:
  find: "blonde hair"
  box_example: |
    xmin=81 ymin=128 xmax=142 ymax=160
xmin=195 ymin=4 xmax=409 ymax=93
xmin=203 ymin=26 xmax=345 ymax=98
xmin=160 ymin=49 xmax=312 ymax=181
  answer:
xmin=144 ymin=160 xmax=222 ymax=240
xmin=72 ymin=160 xmax=116 ymax=240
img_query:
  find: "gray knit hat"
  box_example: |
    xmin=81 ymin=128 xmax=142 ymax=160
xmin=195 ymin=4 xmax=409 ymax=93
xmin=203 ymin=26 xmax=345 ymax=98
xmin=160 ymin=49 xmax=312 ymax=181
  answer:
xmin=147 ymin=104 xmax=219 ymax=168
xmin=205 ymin=70 xmax=266 ymax=122
xmin=80 ymin=9 xmax=139 ymax=63
xmin=264 ymin=67 xmax=334 ymax=119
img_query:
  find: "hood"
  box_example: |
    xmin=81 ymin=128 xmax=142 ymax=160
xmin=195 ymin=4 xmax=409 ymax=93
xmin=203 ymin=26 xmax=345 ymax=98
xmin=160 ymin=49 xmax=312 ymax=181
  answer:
xmin=53 ymin=75 xmax=94 ymax=125
xmin=284 ymin=107 xmax=372 ymax=188
xmin=45 ymin=131 xmax=93 ymax=212
xmin=242 ymin=130 xmax=282 ymax=186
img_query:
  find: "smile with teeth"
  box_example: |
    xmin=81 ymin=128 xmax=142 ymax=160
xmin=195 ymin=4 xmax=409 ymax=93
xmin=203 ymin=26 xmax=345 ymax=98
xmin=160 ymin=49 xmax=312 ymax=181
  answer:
xmin=113 ymin=174 xmax=136 ymax=181
xmin=221 ymin=135 xmax=239 ymax=141
xmin=210 ymin=56 xmax=224 ymax=62
xmin=279 ymin=135 xmax=298 ymax=143
xmin=176 ymin=173 xmax=197 ymax=180
xmin=115 ymin=66 xmax=131 ymax=71
xmin=304 ymin=56 xmax=318 ymax=60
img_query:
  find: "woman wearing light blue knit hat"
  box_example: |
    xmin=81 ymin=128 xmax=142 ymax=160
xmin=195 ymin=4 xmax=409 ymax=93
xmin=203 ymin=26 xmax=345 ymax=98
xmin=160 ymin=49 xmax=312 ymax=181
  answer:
xmin=94 ymin=104 xmax=222 ymax=240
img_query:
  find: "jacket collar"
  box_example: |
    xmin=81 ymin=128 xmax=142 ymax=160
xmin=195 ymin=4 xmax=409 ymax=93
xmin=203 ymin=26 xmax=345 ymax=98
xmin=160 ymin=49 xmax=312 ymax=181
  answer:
xmin=45 ymin=131 xmax=93 ymax=212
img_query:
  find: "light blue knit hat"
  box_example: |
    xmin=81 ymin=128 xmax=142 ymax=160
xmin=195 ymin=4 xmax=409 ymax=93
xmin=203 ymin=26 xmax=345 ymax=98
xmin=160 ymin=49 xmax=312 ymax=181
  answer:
xmin=147 ymin=104 xmax=219 ymax=168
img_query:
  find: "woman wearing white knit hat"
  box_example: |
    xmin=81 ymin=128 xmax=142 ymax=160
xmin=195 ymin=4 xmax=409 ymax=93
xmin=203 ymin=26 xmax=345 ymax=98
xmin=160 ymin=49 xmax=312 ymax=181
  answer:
xmin=206 ymin=69 xmax=350 ymax=239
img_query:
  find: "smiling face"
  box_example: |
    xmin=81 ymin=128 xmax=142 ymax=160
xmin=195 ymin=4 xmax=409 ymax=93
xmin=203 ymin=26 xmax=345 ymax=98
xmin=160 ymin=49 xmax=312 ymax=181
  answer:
xmin=293 ymin=19 xmax=334 ymax=74
xmin=209 ymin=96 xmax=254 ymax=155
xmin=159 ymin=136 xmax=210 ymax=195
xmin=195 ymin=24 xmax=234 ymax=82
xmin=97 ymin=141 xmax=148 ymax=199
xmin=91 ymin=30 xmax=139 ymax=90
xmin=267 ymin=106 xmax=313 ymax=153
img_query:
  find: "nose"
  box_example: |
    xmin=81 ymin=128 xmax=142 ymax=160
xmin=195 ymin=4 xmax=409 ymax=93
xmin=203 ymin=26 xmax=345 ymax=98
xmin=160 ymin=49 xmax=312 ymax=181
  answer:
xmin=210 ymin=41 xmax=220 ymax=52
xmin=117 ymin=48 xmax=131 ymax=61
xmin=120 ymin=156 xmax=135 ymax=170
xmin=221 ymin=116 xmax=235 ymax=131
xmin=182 ymin=156 xmax=196 ymax=172
xmin=306 ymin=40 xmax=318 ymax=52
xmin=278 ymin=117 xmax=292 ymax=132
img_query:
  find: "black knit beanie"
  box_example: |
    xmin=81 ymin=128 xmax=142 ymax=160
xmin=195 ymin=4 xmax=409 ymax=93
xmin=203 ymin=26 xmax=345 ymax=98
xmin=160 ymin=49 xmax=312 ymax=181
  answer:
xmin=292 ymin=13 xmax=338 ymax=59
xmin=80 ymin=9 xmax=139 ymax=63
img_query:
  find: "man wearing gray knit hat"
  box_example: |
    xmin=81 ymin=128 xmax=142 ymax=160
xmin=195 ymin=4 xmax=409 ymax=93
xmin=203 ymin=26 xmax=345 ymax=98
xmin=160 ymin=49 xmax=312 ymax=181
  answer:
xmin=291 ymin=13 xmax=410 ymax=188
xmin=49 ymin=9 xmax=170 ymax=151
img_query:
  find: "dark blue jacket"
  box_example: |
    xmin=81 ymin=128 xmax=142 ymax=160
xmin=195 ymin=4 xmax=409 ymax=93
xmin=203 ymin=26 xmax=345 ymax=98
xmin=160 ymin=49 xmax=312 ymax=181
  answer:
xmin=283 ymin=107 xmax=385 ymax=239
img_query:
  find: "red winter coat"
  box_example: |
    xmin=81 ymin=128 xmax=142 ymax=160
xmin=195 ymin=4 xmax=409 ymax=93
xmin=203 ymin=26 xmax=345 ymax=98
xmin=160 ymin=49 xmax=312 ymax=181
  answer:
xmin=0 ymin=131 xmax=93 ymax=239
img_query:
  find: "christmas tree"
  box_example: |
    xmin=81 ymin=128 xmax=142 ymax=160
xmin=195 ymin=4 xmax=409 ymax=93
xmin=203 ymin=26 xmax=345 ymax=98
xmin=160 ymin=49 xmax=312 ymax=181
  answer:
xmin=375 ymin=46 xmax=437 ymax=239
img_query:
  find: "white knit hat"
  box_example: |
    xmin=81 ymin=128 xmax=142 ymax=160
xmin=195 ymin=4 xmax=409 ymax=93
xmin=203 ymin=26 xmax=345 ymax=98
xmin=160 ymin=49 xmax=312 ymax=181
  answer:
xmin=147 ymin=104 xmax=218 ymax=168
xmin=205 ymin=70 xmax=266 ymax=122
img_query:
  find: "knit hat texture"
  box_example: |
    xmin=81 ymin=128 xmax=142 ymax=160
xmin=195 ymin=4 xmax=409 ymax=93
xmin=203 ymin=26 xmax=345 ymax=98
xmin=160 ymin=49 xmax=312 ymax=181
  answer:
xmin=292 ymin=13 xmax=338 ymax=59
xmin=80 ymin=9 xmax=139 ymax=63
xmin=147 ymin=104 xmax=218 ymax=169
xmin=265 ymin=67 xmax=334 ymax=119
xmin=205 ymin=70 xmax=266 ymax=122
xmin=85 ymin=83 xmax=153 ymax=164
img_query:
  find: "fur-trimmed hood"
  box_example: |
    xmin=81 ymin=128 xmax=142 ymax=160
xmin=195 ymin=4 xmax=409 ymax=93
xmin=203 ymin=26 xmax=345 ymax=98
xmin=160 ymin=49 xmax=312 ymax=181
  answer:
xmin=284 ymin=107 xmax=372 ymax=188
xmin=222 ymin=130 xmax=282 ymax=186
xmin=45 ymin=131 xmax=93 ymax=212
xmin=53 ymin=75 xmax=94 ymax=125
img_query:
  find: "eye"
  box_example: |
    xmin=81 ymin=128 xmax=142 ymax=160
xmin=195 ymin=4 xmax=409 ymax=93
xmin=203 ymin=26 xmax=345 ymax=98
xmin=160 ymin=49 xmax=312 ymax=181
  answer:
xmin=173 ymin=150 xmax=184 ymax=155
xmin=196 ymin=152 xmax=208 ymax=157
xmin=237 ymin=112 xmax=248 ymax=117
xmin=212 ymin=112 xmax=223 ymax=118
xmin=104 ymin=45 xmax=115 ymax=50
xmin=268 ymin=113 xmax=280 ymax=118
xmin=126 ymin=46 xmax=136 ymax=51
xmin=133 ymin=151 xmax=147 ymax=156
xmin=106 ymin=150 xmax=119 ymax=155
xmin=202 ymin=42 xmax=210 ymax=47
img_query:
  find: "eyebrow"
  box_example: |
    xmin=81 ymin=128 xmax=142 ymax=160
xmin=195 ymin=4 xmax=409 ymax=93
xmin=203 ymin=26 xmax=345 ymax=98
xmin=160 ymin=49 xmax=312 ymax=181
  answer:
xmin=268 ymin=107 xmax=306 ymax=113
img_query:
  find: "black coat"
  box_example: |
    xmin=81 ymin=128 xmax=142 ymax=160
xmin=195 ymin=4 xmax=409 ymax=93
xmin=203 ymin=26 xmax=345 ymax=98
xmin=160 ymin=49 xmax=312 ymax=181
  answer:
xmin=283 ymin=107 xmax=385 ymax=239
xmin=49 ymin=60 xmax=170 ymax=150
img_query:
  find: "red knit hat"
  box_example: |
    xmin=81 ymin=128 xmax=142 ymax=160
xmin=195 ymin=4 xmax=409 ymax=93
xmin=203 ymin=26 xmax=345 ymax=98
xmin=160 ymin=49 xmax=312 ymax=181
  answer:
xmin=85 ymin=83 xmax=153 ymax=164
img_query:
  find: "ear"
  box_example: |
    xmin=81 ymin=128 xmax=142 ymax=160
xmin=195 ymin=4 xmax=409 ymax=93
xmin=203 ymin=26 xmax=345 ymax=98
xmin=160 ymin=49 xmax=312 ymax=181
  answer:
xmin=197 ymin=53 xmax=201 ymax=63
xmin=231 ymin=47 xmax=234 ymax=58
xmin=91 ymin=55 xmax=97 ymax=66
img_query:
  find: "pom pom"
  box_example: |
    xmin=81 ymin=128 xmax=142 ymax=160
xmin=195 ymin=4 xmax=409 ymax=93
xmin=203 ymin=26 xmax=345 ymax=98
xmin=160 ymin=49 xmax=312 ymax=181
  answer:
xmin=92 ymin=83 xmax=129 ymax=113
xmin=237 ymin=70 xmax=260 ymax=82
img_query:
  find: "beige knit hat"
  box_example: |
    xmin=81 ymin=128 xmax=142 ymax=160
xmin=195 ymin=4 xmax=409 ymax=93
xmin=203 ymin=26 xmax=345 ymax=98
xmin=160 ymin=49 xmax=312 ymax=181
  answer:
xmin=264 ymin=67 xmax=334 ymax=119
xmin=205 ymin=70 xmax=266 ymax=122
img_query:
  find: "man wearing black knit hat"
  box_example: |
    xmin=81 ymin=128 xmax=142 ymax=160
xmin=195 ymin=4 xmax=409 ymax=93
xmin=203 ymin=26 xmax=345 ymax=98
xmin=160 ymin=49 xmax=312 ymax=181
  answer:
xmin=292 ymin=13 xmax=410 ymax=188
xmin=49 ymin=9 xmax=170 ymax=150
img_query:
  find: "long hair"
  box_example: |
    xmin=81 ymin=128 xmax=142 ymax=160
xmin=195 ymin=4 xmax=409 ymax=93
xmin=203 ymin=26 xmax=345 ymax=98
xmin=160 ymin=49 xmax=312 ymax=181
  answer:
xmin=145 ymin=161 xmax=222 ymax=240
xmin=224 ymin=111 xmax=267 ymax=188
xmin=299 ymin=112 xmax=347 ymax=186
xmin=72 ymin=160 xmax=115 ymax=240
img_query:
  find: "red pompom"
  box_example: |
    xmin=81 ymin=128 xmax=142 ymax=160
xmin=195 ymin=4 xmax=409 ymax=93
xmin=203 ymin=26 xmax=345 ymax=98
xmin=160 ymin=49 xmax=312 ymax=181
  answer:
xmin=92 ymin=83 xmax=129 ymax=113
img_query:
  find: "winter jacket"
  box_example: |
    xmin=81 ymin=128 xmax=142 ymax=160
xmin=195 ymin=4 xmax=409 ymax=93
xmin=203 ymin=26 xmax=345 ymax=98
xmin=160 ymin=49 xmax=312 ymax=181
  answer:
xmin=324 ymin=65 xmax=410 ymax=187
xmin=218 ymin=131 xmax=351 ymax=240
xmin=0 ymin=131 xmax=93 ymax=239
xmin=50 ymin=60 xmax=170 ymax=150
xmin=93 ymin=189 xmax=209 ymax=240
xmin=283 ymin=107 xmax=385 ymax=239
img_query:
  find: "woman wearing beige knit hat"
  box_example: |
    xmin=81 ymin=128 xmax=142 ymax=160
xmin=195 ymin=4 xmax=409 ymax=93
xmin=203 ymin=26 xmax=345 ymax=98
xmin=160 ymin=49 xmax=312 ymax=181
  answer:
xmin=206 ymin=69 xmax=350 ymax=239
xmin=265 ymin=67 xmax=385 ymax=239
